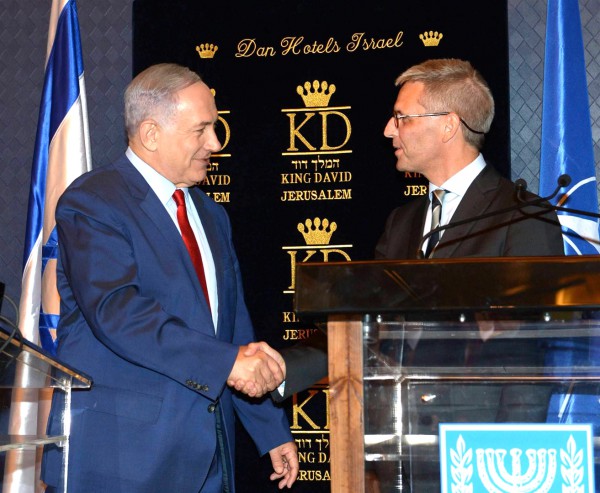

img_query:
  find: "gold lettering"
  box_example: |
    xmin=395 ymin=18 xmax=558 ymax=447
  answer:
xmin=217 ymin=115 xmax=231 ymax=149
xmin=298 ymin=452 xmax=316 ymax=463
xmin=235 ymin=38 xmax=257 ymax=57
xmin=286 ymin=250 xmax=317 ymax=290
xmin=291 ymin=390 xmax=321 ymax=429
xmin=313 ymin=171 xmax=352 ymax=183
xmin=287 ymin=113 xmax=317 ymax=151
xmin=235 ymin=38 xmax=276 ymax=57
xmin=283 ymin=311 xmax=298 ymax=323
xmin=280 ymin=189 xmax=352 ymax=201
xmin=346 ymin=32 xmax=364 ymax=52
xmin=404 ymin=185 xmax=428 ymax=196
xmin=361 ymin=31 xmax=404 ymax=50
xmin=281 ymin=172 xmax=312 ymax=184
xmin=281 ymin=36 xmax=304 ymax=55
xmin=283 ymin=329 xmax=298 ymax=340
xmin=320 ymin=111 xmax=352 ymax=151
xmin=201 ymin=174 xmax=231 ymax=186
xmin=206 ymin=192 xmax=230 ymax=203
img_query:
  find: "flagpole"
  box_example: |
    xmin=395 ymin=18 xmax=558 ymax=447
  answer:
xmin=4 ymin=1 xmax=91 ymax=490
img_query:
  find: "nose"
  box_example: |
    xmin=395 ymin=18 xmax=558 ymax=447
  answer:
xmin=384 ymin=117 xmax=397 ymax=138
xmin=206 ymin=127 xmax=222 ymax=153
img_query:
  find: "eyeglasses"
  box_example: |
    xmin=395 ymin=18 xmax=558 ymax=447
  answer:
xmin=392 ymin=111 xmax=485 ymax=135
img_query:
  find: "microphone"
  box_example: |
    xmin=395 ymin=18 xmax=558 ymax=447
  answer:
xmin=514 ymin=178 xmax=527 ymax=202
xmin=519 ymin=173 xmax=600 ymax=219
xmin=416 ymin=174 xmax=572 ymax=259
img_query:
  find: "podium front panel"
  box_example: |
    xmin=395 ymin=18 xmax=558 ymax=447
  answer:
xmin=295 ymin=259 xmax=600 ymax=493
xmin=362 ymin=317 xmax=600 ymax=492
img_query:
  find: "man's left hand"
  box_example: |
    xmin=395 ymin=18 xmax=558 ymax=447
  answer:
xmin=268 ymin=441 xmax=299 ymax=489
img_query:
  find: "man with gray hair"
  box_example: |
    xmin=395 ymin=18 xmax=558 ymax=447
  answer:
xmin=376 ymin=57 xmax=563 ymax=259
xmin=42 ymin=63 xmax=297 ymax=492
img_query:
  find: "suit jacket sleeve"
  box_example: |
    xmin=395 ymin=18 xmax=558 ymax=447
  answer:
xmin=271 ymin=329 xmax=328 ymax=402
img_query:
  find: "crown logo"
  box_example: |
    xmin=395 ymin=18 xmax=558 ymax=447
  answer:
xmin=298 ymin=218 xmax=337 ymax=245
xmin=419 ymin=31 xmax=443 ymax=47
xmin=196 ymin=43 xmax=218 ymax=59
xmin=296 ymin=81 xmax=336 ymax=108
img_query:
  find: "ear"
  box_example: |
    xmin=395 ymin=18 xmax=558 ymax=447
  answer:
xmin=441 ymin=113 xmax=460 ymax=143
xmin=139 ymin=119 xmax=159 ymax=152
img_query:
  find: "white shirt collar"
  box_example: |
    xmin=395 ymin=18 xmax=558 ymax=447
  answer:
xmin=429 ymin=153 xmax=486 ymax=198
xmin=126 ymin=147 xmax=178 ymax=205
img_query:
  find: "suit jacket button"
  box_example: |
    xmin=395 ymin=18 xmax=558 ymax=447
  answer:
xmin=207 ymin=403 xmax=216 ymax=413
xmin=202 ymin=385 xmax=209 ymax=392
xmin=186 ymin=379 xmax=194 ymax=387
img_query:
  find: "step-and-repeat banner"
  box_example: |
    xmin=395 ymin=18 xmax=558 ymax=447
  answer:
xmin=133 ymin=1 xmax=509 ymax=490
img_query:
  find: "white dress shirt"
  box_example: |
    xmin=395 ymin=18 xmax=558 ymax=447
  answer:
xmin=422 ymin=153 xmax=487 ymax=249
xmin=126 ymin=147 xmax=218 ymax=330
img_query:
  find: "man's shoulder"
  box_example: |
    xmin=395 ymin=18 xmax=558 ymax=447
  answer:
xmin=386 ymin=194 xmax=429 ymax=222
xmin=58 ymin=156 xmax=134 ymax=213
xmin=66 ymin=155 xmax=130 ymax=192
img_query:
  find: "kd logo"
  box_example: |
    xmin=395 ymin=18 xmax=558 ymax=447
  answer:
xmin=282 ymin=81 xmax=352 ymax=154
xmin=283 ymin=218 xmax=352 ymax=292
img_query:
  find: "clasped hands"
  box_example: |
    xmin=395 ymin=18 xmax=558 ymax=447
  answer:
xmin=227 ymin=342 xmax=286 ymax=398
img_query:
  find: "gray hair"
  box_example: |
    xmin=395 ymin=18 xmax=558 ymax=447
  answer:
xmin=395 ymin=59 xmax=494 ymax=150
xmin=124 ymin=63 xmax=202 ymax=138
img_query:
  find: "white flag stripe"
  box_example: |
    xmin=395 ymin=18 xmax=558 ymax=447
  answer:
xmin=44 ymin=85 xmax=92 ymax=241
xmin=557 ymin=215 xmax=600 ymax=253
xmin=17 ymin=234 xmax=43 ymax=344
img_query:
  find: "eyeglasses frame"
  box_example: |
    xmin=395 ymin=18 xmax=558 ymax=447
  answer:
xmin=392 ymin=111 xmax=485 ymax=135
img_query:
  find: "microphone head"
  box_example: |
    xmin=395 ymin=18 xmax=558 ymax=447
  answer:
xmin=514 ymin=178 xmax=528 ymax=191
xmin=557 ymin=174 xmax=572 ymax=188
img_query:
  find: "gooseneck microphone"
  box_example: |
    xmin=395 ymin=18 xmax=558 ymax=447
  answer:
xmin=520 ymin=174 xmax=600 ymax=221
xmin=416 ymin=174 xmax=573 ymax=259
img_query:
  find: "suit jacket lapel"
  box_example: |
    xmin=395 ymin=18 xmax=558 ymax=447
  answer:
xmin=114 ymin=156 xmax=213 ymax=320
xmin=189 ymin=188 xmax=225 ymax=335
xmin=410 ymin=198 xmax=430 ymax=259
xmin=434 ymin=165 xmax=500 ymax=258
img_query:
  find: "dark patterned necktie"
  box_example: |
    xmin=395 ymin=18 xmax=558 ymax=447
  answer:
xmin=173 ymin=189 xmax=211 ymax=310
xmin=424 ymin=189 xmax=446 ymax=258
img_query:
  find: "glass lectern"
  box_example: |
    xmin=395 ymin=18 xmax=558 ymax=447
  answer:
xmin=295 ymin=256 xmax=600 ymax=493
xmin=0 ymin=324 xmax=91 ymax=492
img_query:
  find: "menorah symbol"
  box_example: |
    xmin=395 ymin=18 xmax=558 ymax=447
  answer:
xmin=476 ymin=448 xmax=557 ymax=492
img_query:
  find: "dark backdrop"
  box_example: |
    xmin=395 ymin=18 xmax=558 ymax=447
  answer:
xmin=133 ymin=1 xmax=509 ymax=491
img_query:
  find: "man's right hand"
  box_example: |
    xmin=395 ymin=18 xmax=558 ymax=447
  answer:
xmin=227 ymin=343 xmax=285 ymax=398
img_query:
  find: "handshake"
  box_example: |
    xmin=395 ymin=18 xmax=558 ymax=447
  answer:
xmin=227 ymin=342 xmax=286 ymax=398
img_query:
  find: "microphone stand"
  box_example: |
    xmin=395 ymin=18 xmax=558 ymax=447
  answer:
xmin=416 ymin=174 xmax=577 ymax=259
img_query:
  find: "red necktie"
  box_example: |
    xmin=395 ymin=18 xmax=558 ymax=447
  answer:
xmin=172 ymin=189 xmax=211 ymax=310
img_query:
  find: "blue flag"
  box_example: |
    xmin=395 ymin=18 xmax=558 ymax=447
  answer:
xmin=540 ymin=3 xmax=600 ymax=489
xmin=539 ymin=0 xmax=599 ymax=254
xmin=19 ymin=0 xmax=92 ymax=354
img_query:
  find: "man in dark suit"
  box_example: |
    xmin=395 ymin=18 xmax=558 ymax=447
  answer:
xmin=372 ymin=58 xmax=564 ymax=492
xmin=376 ymin=57 xmax=563 ymax=260
xmin=42 ymin=63 xmax=297 ymax=492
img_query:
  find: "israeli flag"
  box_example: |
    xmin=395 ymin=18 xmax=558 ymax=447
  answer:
xmin=4 ymin=1 xmax=91 ymax=490
xmin=19 ymin=0 xmax=92 ymax=354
